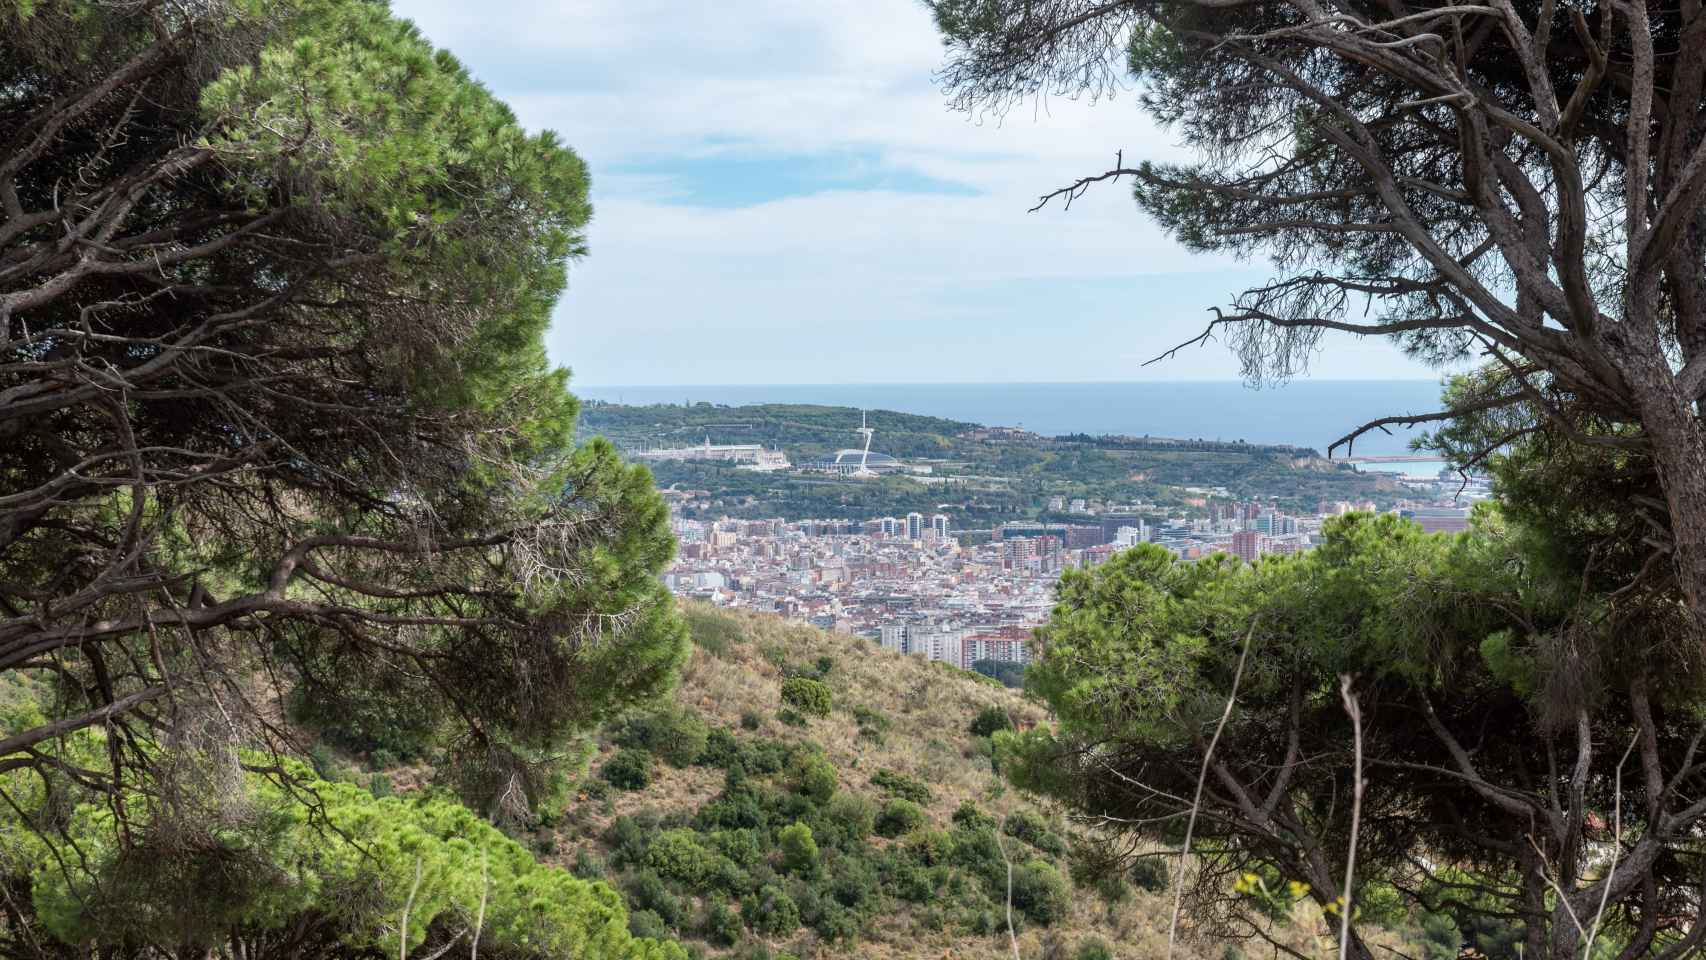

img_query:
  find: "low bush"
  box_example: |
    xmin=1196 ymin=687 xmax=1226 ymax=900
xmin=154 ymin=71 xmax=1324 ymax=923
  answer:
xmin=1010 ymin=860 xmax=1071 ymax=925
xmin=779 ymin=677 xmax=832 ymax=718
xmin=646 ymin=828 xmax=720 ymax=886
xmin=601 ymin=748 xmax=653 ymax=790
xmin=1003 ymin=810 xmax=1065 ymax=856
xmin=821 ymin=794 xmax=875 ymax=844
xmin=699 ymin=727 xmax=742 ymax=769
xmin=1075 ymin=937 xmax=1114 ymax=960
xmin=875 ymin=798 xmax=926 ymax=838
xmin=614 ymin=706 xmax=710 ymax=768
xmin=779 ymin=821 xmax=819 ymax=876
xmin=951 ymin=800 xmax=996 ymax=832
xmin=969 ymin=705 xmax=1013 ymax=739
xmin=792 ymin=755 xmax=838 ymax=804
xmin=740 ymin=711 xmax=762 ymax=731
xmin=870 ymin=768 xmax=932 ymax=805
xmin=628 ymin=909 xmax=671 ymax=941
xmin=741 ymin=883 xmax=801 ymax=937
xmin=701 ymin=900 xmax=742 ymax=947
xmin=625 ymin=869 xmax=687 ymax=928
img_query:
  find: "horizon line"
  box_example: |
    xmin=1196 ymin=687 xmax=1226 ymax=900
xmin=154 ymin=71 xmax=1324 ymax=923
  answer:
xmin=573 ymin=377 xmax=1445 ymax=389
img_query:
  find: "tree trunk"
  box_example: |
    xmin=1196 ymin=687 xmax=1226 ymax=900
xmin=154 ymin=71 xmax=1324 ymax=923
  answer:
xmin=1626 ymin=349 xmax=1706 ymax=632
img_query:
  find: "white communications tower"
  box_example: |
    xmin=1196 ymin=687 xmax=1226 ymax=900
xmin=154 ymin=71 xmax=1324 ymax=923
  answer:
xmin=851 ymin=410 xmax=876 ymax=478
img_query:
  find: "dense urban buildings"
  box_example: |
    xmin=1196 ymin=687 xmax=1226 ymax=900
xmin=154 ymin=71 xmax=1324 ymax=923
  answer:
xmin=663 ymin=480 xmax=1489 ymax=671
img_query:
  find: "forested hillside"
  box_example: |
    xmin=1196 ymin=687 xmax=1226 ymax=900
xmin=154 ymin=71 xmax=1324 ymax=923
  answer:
xmin=580 ymin=402 xmax=1399 ymax=521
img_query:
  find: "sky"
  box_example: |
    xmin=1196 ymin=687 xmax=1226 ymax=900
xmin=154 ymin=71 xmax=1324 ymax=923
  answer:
xmin=392 ymin=0 xmax=1442 ymax=387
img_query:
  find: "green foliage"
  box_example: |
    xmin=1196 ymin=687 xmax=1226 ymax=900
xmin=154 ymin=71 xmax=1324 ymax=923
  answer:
xmin=969 ymin=705 xmax=1014 ymax=739
xmin=875 ymin=799 xmax=927 ymax=838
xmin=1075 ymin=938 xmax=1115 ymax=960
xmin=778 ymin=677 xmax=833 ymax=718
xmin=740 ymin=711 xmax=763 ymax=731
xmin=1002 ymin=810 xmax=1065 ymax=856
xmin=5 ymin=761 xmax=683 ymax=959
xmin=700 ymin=728 xmax=743 ymax=768
xmin=778 ymin=822 xmax=820 ymax=877
xmin=627 ymin=871 xmax=687 ymax=929
xmin=603 ymin=749 xmax=655 ymax=791
xmin=741 ymin=884 xmax=801 ymax=937
xmin=614 ymin=707 xmax=711 ymax=768
xmin=1010 ymin=860 xmax=1072 ymax=926
xmin=791 ymin=754 xmax=838 ymax=804
xmin=870 ymin=768 xmax=933 ymax=805
xmin=2 ymin=0 xmax=690 ymax=841
xmin=971 ymin=659 xmax=1028 ymax=688
xmin=645 ymin=829 xmax=721 ymax=886
xmin=700 ymin=901 xmax=742 ymax=947
xmin=952 ymin=800 xmax=997 ymax=832
xmin=820 ymin=794 xmax=877 ymax=845
xmin=776 ymin=707 xmax=808 ymax=728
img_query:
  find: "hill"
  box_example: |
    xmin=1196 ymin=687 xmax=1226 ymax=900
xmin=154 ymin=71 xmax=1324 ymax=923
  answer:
xmin=577 ymin=402 xmax=1401 ymax=523
xmin=510 ymin=604 xmax=1428 ymax=960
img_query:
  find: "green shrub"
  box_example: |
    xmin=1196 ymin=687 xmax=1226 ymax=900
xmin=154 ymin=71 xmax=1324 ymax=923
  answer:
xmin=614 ymin=707 xmax=710 ymax=768
xmin=701 ymin=900 xmax=742 ymax=947
xmin=626 ymin=869 xmax=686 ymax=928
xmin=827 ymin=854 xmax=881 ymax=911
xmin=601 ymin=748 xmax=653 ymax=790
xmin=568 ymin=848 xmax=607 ymax=880
xmin=870 ymin=768 xmax=932 ymax=805
xmin=776 ymin=707 xmax=807 ymax=727
xmin=710 ymin=828 xmax=764 ymax=868
xmin=778 ymin=821 xmax=819 ymax=876
xmin=814 ymin=655 xmax=835 ymax=676
xmin=628 ymin=908 xmax=671 ymax=941
xmin=779 ymin=677 xmax=832 ymax=718
xmin=969 ymin=705 xmax=1013 ymax=738
xmin=792 ymin=755 xmax=838 ymax=804
xmin=907 ymin=829 xmax=952 ymax=867
xmin=875 ymin=798 xmax=926 ymax=838
xmin=1003 ymin=810 xmax=1065 ymax=856
xmin=744 ymin=739 xmax=788 ymax=774
xmin=952 ymin=800 xmax=997 ymax=832
xmin=1011 ymin=860 xmax=1071 ymax=925
xmin=646 ymin=828 xmax=719 ymax=886
xmin=822 ymin=794 xmax=875 ymax=843
xmin=1075 ymin=937 xmax=1114 ymax=960
xmin=699 ymin=727 xmax=742 ymax=768
xmin=740 ymin=711 xmax=762 ymax=731
xmin=741 ymin=883 xmax=801 ymax=937
xmin=605 ymin=812 xmax=657 ymax=869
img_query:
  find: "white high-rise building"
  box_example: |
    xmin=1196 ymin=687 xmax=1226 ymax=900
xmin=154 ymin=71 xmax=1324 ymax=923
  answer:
xmin=931 ymin=514 xmax=950 ymax=538
xmin=906 ymin=512 xmax=924 ymax=540
xmin=879 ymin=623 xmax=907 ymax=652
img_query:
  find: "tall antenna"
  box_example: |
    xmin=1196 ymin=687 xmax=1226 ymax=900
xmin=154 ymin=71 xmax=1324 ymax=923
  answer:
xmin=853 ymin=410 xmax=875 ymax=478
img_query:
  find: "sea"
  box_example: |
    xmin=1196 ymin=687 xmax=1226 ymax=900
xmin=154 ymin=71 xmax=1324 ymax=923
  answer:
xmin=577 ymin=380 xmax=1449 ymax=467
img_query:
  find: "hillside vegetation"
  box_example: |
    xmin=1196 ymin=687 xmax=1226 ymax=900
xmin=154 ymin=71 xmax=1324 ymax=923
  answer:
xmin=513 ymin=603 xmax=1428 ymax=960
xmin=579 ymin=403 xmax=1398 ymax=521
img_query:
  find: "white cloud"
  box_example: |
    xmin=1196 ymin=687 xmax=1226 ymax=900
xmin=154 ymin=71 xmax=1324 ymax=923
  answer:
xmin=392 ymin=0 xmax=1437 ymax=385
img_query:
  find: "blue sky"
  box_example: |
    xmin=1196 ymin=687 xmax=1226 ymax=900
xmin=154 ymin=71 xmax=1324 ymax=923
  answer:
xmin=392 ymin=0 xmax=1442 ymax=387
